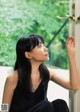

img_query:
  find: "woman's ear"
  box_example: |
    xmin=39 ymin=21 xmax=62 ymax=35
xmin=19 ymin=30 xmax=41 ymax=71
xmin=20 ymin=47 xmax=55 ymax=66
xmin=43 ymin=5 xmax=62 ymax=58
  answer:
xmin=25 ymin=52 xmax=32 ymax=59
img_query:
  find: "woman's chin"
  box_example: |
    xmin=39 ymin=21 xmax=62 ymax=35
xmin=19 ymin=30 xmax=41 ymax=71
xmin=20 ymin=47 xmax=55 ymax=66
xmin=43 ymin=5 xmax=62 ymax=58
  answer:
xmin=45 ymin=57 xmax=49 ymax=61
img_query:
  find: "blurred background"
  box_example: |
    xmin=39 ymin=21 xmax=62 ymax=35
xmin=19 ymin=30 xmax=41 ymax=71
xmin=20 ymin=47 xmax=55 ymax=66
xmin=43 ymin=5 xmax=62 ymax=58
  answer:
xmin=0 ymin=0 xmax=69 ymax=69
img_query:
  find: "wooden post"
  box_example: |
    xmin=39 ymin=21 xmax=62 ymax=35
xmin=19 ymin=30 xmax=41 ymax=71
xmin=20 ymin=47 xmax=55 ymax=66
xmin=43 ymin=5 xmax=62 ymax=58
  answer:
xmin=74 ymin=0 xmax=80 ymax=112
xmin=69 ymin=1 xmax=75 ymax=112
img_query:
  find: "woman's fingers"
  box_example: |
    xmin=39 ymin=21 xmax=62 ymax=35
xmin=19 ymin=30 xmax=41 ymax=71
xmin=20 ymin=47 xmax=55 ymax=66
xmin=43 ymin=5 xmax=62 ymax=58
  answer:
xmin=66 ymin=37 xmax=75 ymax=57
xmin=66 ymin=37 xmax=75 ymax=47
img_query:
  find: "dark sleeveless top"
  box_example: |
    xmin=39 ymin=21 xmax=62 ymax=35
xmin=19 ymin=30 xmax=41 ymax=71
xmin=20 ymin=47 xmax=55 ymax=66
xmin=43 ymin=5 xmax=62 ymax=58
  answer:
xmin=9 ymin=78 xmax=49 ymax=112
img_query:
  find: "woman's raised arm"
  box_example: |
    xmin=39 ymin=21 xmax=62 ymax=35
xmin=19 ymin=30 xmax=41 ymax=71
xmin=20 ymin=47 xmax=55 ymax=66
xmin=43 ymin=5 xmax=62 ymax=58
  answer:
xmin=49 ymin=37 xmax=80 ymax=91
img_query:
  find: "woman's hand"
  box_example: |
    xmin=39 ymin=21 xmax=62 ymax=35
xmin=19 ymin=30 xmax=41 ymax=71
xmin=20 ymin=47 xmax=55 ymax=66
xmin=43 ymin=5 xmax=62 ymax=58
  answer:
xmin=66 ymin=37 xmax=75 ymax=59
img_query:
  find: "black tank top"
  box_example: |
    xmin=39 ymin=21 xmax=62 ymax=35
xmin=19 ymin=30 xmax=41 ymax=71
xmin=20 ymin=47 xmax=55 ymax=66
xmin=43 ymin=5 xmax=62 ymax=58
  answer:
xmin=9 ymin=78 xmax=49 ymax=112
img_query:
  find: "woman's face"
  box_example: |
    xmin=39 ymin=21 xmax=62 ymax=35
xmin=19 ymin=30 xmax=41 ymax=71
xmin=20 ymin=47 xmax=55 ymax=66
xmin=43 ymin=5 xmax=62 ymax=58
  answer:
xmin=29 ymin=42 xmax=49 ymax=62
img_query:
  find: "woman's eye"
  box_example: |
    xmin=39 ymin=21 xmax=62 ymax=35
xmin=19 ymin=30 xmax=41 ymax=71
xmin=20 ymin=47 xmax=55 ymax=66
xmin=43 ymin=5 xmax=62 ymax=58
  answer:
xmin=38 ymin=44 xmax=43 ymax=47
xmin=38 ymin=44 xmax=43 ymax=48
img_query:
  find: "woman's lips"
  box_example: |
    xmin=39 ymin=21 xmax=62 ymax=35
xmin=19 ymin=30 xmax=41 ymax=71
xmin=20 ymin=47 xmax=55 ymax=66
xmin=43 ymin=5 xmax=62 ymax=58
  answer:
xmin=45 ymin=53 xmax=48 ymax=56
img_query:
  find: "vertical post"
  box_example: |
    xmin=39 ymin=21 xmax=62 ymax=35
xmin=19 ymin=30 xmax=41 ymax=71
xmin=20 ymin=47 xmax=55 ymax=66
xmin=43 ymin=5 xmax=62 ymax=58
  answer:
xmin=74 ymin=0 xmax=80 ymax=112
xmin=69 ymin=0 xmax=75 ymax=36
xmin=69 ymin=0 xmax=75 ymax=112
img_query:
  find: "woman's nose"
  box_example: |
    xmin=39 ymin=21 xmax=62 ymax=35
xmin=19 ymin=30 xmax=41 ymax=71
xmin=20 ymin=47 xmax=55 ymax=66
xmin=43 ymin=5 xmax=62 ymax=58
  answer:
xmin=44 ymin=46 xmax=48 ymax=52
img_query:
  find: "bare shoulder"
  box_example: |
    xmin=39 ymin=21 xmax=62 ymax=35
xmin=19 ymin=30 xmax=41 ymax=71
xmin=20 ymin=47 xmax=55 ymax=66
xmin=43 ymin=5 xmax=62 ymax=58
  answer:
xmin=2 ymin=71 xmax=18 ymax=106
xmin=5 ymin=70 xmax=18 ymax=90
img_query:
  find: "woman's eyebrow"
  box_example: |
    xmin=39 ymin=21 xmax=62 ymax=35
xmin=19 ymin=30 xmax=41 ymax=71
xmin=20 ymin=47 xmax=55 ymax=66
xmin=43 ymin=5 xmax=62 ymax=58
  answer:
xmin=39 ymin=41 xmax=43 ymax=44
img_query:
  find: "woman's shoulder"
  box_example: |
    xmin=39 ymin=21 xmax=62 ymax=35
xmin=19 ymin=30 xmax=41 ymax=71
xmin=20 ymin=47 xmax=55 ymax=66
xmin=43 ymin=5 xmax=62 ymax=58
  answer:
xmin=5 ymin=70 xmax=18 ymax=90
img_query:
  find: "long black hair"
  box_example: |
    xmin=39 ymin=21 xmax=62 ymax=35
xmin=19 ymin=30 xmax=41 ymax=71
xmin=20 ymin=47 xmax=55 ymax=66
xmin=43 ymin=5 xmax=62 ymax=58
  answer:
xmin=14 ymin=34 xmax=50 ymax=91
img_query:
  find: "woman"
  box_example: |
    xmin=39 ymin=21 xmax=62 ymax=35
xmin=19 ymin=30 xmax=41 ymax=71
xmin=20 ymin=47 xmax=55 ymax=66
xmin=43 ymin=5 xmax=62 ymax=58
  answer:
xmin=2 ymin=34 xmax=79 ymax=112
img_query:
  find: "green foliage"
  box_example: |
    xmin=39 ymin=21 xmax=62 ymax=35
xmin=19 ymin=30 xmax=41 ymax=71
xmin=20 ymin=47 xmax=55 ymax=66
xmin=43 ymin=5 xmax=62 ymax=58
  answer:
xmin=0 ymin=0 xmax=69 ymax=68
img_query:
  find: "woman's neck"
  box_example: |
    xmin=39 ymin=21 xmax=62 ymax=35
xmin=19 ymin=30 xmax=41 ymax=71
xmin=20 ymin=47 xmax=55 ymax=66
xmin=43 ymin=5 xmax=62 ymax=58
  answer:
xmin=30 ymin=61 xmax=42 ymax=75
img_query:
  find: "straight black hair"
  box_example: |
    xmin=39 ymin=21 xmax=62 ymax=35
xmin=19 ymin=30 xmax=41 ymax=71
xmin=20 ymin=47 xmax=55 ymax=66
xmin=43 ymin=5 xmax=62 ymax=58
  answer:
xmin=14 ymin=34 xmax=50 ymax=91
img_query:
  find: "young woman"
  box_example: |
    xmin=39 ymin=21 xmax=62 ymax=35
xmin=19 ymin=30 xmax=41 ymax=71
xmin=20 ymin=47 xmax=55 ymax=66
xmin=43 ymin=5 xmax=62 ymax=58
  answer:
xmin=2 ymin=34 xmax=79 ymax=112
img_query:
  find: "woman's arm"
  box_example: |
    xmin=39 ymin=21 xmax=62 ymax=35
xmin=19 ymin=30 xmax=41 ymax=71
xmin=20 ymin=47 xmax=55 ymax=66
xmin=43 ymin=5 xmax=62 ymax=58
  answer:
xmin=48 ymin=37 xmax=80 ymax=91
xmin=2 ymin=71 xmax=18 ymax=111
xmin=66 ymin=37 xmax=80 ymax=90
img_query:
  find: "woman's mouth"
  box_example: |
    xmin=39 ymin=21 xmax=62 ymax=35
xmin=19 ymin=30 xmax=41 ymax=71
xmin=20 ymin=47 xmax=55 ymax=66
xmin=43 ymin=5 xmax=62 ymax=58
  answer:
xmin=45 ymin=53 xmax=48 ymax=56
